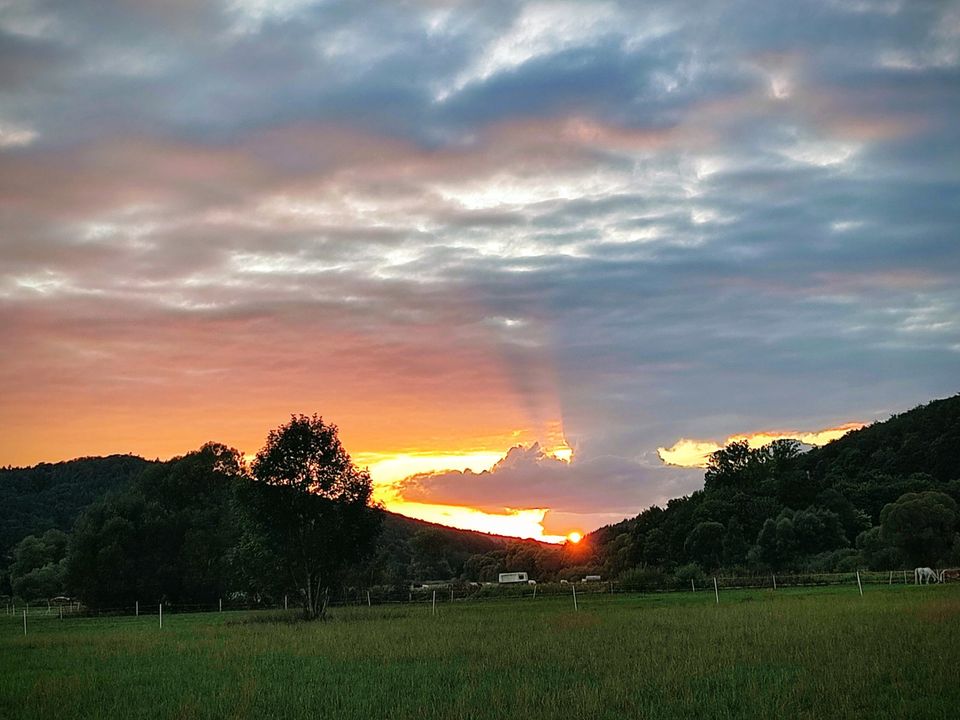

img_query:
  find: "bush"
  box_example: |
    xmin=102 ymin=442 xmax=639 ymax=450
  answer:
xmin=619 ymin=567 xmax=666 ymax=593
xmin=673 ymin=562 xmax=706 ymax=589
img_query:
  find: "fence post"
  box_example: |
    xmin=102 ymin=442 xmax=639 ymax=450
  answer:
xmin=889 ymin=571 xmax=893 ymax=585
xmin=23 ymin=609 xmax=27 ymax=636
xmin=159 ymin=602 xmax=163 ymax=629
xmin=532 ymin=584 xmax=537 ymax=600
xmin=219 ymin=598 xmax=222 ymax=613
xmin=136 ymin=600 xmax=139 ymax=617
xmin=713 ymin=577 xmax=719 ymax=604
xmin=856 ymin=570 xmax=863 ymax=597
xmin=59 ymin=605 xmax=63 ymax=620
xmin=284 ymin=595 xmax=288 ymax=611
xmin=367 ymin=590 xmax=371 ymax=607
xmin=691 ymin=579 xmax=695 ymax=592
xmin=572 ymin=583 xmax=578 ymax=612
xmin=772 ymin=574 xmax=777 ymax=591
xmin=432 ymin=590 xmax=436 ymax=617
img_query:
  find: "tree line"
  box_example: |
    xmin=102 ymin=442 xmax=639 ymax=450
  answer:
xmin=3 ymin=395 xmax=959 ymax=610
xmin=6 ymin=415 xmax=381 ymax=620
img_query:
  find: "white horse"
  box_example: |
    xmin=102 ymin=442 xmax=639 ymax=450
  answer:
xmin=915 ymin=567 xmax=939 ymax=585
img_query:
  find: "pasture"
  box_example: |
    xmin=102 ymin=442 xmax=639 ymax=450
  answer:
xmin=2 ymin=585 xmax=959 ymax=719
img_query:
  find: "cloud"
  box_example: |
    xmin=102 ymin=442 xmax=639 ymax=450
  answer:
xmin=0 ymin=0 xmax=958 ymax=539
xmin=0 ymin=124 xmax=37 ymax=148
xmin=396 ymin=442 xmax=702 ymax=522
xmin=439 ymin=1 xmax=625 ymax=100
xmin=657 ymin=422 xmax=866 ymax=468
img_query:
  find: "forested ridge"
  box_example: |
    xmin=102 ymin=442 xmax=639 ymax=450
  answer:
xmin=2 ymin=394 xmax=958 ymax=605
xmin=0 ymin=455 xmax=154 ymax=571
xmin=588 ymin=394 xmax=960 ymax=587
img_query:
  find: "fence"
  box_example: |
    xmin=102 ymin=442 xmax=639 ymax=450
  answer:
xmin=4 ymin=569 xmax=957 ymax=630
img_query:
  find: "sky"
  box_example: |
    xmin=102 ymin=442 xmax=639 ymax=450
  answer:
xmin=1 ymin=0 xmax=958 ymax=542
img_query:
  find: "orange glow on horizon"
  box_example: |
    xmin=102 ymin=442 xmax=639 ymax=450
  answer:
xmin=357 ymin=449 xmax=506 ymax=486
xmin=567 ymin=531 xmax=582 ymax=543
xmin=382 ymin=498 xmax=569 ymax=543
xmin=357 ymin=435 xmax=577 ymax=543
xmin=656 ymin=422 xmax=866 ymax=468
xmin=0 ymin=270 xmax=578 ymax=544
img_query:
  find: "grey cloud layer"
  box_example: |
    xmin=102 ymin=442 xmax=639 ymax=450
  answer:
xmin=398 ymin=443 xmax=703 ymax=517
xmin=2 ymin=0 xmax=959 ymax=519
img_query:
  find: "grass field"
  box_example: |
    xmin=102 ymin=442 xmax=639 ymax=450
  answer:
xmin=2 ymin=584 xmax=959 ymax=719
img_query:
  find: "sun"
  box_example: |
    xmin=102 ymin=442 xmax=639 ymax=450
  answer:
xmin=567 ymin=531 xmax=582 ymax=544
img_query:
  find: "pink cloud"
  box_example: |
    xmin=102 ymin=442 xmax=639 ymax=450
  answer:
xmin=396 ymin=442 xmax=701 ymax=518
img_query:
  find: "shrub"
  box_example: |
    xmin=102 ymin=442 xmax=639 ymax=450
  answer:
xmin=619 ymin=567 xmax=666 ymax=593
xmin=673 ymin=562 xmax=706 ymax=589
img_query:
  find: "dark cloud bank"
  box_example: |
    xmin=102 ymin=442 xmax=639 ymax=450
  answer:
xmin=1 ymin=0 xmax=958 ymax=524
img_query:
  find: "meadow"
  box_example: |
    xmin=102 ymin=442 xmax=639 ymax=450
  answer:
xmin=2 ymin=584 xmax=959 ymax=720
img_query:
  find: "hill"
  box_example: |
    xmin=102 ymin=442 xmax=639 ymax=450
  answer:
xmin=583 ymin=393 xmax=960 ymax=579
xmin=0 ymin=455 xmax=155 ymax=567
xmin=0 ymin=451 xmax=552 ymax=598
xmin=802 ymin=394 xmax=960 ymax=485
xmin=372 ymin=511 xmax=556 ymax=586
xmin=3 ymin=393 xmax=957 ymax=601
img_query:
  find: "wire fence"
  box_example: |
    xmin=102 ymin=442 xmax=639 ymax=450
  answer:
xmin=4 ymin=568 xmax=957 ymax=629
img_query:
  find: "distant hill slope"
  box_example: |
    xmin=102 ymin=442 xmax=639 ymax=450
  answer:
xmin=0 ymin=455 xmax=155 ymax=563
xmin=800 ymin=394 xmax=960 ymax=485
xmin=0 ymin=452 xmax=546 ymax=578
xmin=6 ymin=393 xmax=956 ymax=584
xmin=586 ymin=393 xmax=960 ymax=550
xmin=381 ymin=511 xmax=545 ymax=552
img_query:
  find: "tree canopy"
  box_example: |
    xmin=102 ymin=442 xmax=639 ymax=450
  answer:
xmin=245 ymin=415 xmax=382 ymax=619
xmin=880 ymin=491 xmax=958 ymax=566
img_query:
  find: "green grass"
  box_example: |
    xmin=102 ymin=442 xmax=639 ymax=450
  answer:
xmin=2 ymin=585 xmax=959 ymax=719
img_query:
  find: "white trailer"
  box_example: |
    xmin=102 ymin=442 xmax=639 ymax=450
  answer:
xmin=498 ymin=572 xmax=529 ymax=584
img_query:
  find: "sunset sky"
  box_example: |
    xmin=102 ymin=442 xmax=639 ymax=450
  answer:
xmin=1 ymin=0 xmax=958 ymax=541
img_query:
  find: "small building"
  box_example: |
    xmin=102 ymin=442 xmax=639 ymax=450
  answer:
xmin=498 ymin=572 xmax=529 ymax=584
xmin=582 ymin=575 xmax=601 ymax=583
xmin=410 ymin=580 xmax=452 ymax=591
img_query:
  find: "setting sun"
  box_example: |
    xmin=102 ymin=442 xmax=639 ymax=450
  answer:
xmin=567 ymin=531 xmax=582 ymax=544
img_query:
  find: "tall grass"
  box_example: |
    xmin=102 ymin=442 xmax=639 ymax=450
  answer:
xmin=2 ymin=585 xmax=958 ymax=719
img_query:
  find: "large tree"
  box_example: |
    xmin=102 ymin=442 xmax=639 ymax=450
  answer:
xmin=880 ymin=491 xmax=958 ymax=566
xmin=246 ymin=414 xmax=381 ymax=619
xmin=683 ymin=522 xmax=724 ymax=570
xmin=66 ymin=443 xmax=244 ymax=606
xmin=10 ymin=529 xmax=68 ymax=600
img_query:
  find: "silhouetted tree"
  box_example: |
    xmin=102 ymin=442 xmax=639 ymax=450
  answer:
xmin=245 ymin=415 xmax=381 ymax=619
xmin=66 ymin=443 xmax=244 ymax=606
xmin=10 ymin=529 xmax=68 ymax=600
xmin=684 ymin=521 xmax=724 ymax=570
xmin=880 ymin=491 xmax=958 ymax=566
xmin=722 ymin=518 xmax=749 ymax=566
